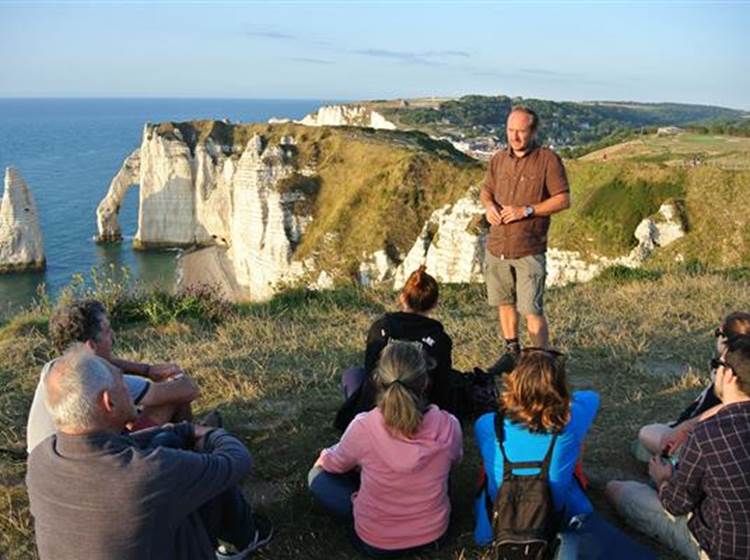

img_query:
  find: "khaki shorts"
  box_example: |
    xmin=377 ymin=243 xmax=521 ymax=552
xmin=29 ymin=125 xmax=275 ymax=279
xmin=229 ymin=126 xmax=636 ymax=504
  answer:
xmin=485 ymin=251 xmax=546 ymax=315
xmin=607 ymin=481 xmax=708 ymax=560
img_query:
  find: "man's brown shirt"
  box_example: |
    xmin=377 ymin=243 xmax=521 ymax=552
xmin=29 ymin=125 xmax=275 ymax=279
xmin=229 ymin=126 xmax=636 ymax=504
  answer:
xmin=481 ymin=144 xmax=569 ymax=258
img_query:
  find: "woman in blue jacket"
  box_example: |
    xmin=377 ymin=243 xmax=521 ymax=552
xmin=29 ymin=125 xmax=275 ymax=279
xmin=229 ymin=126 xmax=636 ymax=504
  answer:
xmin=474 ymin=348 xmax=598 ymax=548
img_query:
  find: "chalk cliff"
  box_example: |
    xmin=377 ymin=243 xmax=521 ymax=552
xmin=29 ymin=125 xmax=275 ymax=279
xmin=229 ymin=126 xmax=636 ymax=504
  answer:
xmin=99 ymin=120 xmax=688 ymax=301
xmin=299 ymin=105 xmax=397 ymax=130
xmin=98 ymin=121 xmax=479 ymax=300
xmin=98 ymin=123 xmax=320 ymax=299
xmin=394 ymin=187 xmax=487 ymax=286
xmin=0 ymin=167 xmax=45 ymax=273
xmin=393 ymin=189 xmax=686 ymax=289
xmin=97 ymin=149 xmax=140 ymax=242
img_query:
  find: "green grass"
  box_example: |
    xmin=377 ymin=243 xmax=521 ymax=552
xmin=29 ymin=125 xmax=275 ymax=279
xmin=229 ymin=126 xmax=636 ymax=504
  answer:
xmin=550 ymin=161 xmax=687 ymax=258
xmin=581 ymin=132 xmax=750 ymax=170
xmin=2 ymin=271 xmax=750 ymax=559
xmin=552 ymin=139 xmax=750 ymax=264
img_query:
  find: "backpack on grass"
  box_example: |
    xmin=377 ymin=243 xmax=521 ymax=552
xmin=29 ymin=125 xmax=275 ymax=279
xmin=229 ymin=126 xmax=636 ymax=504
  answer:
xmin=488 ymin=413 xmax=562 ymax=560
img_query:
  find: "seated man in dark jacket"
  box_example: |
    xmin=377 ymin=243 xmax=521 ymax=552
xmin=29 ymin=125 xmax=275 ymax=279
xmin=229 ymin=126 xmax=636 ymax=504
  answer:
xmin=26 ymin=344 xmax=272 ymax=560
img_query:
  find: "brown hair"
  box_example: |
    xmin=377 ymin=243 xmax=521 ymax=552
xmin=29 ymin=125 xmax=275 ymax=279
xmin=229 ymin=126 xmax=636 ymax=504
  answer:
xmin=375 ymin=340 xmax=429 ymax=438
xmin=724 ymin=311 xmax=750 ymax=338
xmin=401 ymin=266 xmax=438 ymax=313
xmin=500 ymin=349 xmax=570 ymax=433
xmin=49 ymin=300 xmax=108 ymax=354
xmin=509 ymin=105 xmax=539 ymax=131
xmin=726 ymin=335 xmax=750 ymax=395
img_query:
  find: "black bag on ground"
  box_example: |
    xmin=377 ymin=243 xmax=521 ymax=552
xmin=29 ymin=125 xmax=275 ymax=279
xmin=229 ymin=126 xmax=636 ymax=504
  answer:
xmin=489 ymin=413 xmax=562 ymax=560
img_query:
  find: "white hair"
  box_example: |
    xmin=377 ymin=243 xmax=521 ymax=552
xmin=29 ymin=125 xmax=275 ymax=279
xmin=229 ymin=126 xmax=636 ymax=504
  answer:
xmin=45 ymin=343 xmax=115 ymax=430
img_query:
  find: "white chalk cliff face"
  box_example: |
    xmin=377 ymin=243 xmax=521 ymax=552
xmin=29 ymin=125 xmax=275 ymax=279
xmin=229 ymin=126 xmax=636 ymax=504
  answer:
xmin=97 ymin=125 xmax=315 ymax=300
xmin=98 ymin=122 xmax=686 ymax=301
xmin=299 ymin=105 xmax=397 ymax=130
xmin=394 ymin=190 xmax=487 ymax=286
xmin=226 ymin=138 xmax=310 ymax=300
xmin=0 ymin=167 xmax=45 ymax=272
xmin=392 ymin=189 xmax=686 ymax=289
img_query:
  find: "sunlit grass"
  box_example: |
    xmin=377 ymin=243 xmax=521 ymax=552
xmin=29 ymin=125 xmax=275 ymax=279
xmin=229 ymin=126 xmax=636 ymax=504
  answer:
xmin=1 ymin=270 xmax=749 ymax=558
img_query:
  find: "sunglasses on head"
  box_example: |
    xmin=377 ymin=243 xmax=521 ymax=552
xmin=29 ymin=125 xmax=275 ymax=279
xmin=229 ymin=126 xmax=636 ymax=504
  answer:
xmin=521 ymin=347 xmax=567 ymax=365
xmin=710 ymin=357 xmax=733 ymax=372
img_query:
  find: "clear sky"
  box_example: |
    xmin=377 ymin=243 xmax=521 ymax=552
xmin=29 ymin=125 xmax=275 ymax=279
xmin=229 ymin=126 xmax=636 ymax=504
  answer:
xmin=1 ymin=1 xmax=748 ymax=109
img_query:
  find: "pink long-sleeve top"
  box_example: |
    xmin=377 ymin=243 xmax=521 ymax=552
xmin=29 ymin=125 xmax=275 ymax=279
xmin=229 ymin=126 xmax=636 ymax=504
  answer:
xmin=318 ymin=405 xmax=463 ymax=550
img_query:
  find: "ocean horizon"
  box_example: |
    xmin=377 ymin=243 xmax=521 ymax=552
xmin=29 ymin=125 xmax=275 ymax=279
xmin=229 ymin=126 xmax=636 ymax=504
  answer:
xmin=0 ymin=97 xmax=338 ymax=316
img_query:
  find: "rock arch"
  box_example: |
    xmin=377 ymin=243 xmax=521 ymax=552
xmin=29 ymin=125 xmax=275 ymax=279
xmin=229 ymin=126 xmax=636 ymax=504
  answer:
xmin=95 ymin=148 xmax=140 ymax=242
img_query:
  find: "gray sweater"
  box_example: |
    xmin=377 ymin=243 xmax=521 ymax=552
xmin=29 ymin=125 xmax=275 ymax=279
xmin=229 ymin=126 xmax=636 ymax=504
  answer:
xmin=26 ymin=423 xmax=252 ymax=560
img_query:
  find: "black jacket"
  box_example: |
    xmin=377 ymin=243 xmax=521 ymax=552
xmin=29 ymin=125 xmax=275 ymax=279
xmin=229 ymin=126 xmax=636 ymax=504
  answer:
xmin=334 ymin=312 xmax=454 ymax=432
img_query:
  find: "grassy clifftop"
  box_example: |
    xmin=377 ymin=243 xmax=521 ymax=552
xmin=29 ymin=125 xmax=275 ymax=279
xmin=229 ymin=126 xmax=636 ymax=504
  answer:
xmin=2 ymin=270 xmax=750 ymax=559
xmin=555 ymin=134 xmax=750 ymax=266
xmin=151 ymin=123 xmax=749 ymax=271
xmin=153 ymin=122 xmax=484 ymax=275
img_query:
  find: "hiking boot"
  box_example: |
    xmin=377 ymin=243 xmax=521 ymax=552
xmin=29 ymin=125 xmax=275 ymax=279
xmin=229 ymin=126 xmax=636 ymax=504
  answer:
xmin=487 ymin=351 xmax=517 ymax=376
xmin=215 ymin=513 xmax=274 ymax=559
xmin=200 ymin=410 xmax=224 ymax=429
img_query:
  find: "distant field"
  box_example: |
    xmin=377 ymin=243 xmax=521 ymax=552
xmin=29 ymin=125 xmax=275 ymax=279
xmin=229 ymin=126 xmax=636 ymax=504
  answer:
xmin=2 ymin=270 xmax=750 ymax=559
xmin=581 ymin=132 xmax=750 ymax=169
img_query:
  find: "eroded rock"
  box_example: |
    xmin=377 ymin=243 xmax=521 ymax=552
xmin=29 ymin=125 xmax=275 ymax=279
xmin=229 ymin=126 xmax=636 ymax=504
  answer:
xmin=299 ymin=105 xmax=397 ymax=130
xmin=392 ymin=189 xmax=687 ymax=289
xmin=0 ymin=167 xmax=45 ymax=273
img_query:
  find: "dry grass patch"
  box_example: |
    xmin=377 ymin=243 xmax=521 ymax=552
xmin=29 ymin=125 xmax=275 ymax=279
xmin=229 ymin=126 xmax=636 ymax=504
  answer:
xmin=1 ymin=273 xmax=749 ymax=558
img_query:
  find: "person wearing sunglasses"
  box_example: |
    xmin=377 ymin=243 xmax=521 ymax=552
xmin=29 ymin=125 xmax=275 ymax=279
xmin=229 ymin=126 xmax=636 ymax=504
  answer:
xmin=474 ymin=348 xmax=602 ymax=553
xmin=607 ymin=335 xmax=750 ymax=560
xmin=635 ymin=311 xmax=750 ymax=462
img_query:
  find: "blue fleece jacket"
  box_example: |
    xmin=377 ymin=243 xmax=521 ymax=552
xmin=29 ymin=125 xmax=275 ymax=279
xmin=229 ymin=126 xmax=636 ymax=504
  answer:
xmin=474 ymin=390 xmax=600 ymax=545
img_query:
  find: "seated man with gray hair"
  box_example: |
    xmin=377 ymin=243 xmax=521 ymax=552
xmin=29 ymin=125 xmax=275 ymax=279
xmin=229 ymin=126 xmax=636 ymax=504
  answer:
xmin=26 ymin=299 xmax=200 ymax=453
xmin=26 ymin=344 xmax=273 ymax=560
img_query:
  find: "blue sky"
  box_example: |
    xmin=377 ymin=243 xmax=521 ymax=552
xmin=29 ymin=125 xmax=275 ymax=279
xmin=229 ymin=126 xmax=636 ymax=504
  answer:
xmin=1 ymin=1 xmax=748 ymax=109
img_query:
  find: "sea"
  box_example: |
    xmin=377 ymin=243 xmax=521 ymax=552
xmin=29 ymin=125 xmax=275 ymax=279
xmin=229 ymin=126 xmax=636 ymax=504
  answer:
xmin=0 ymin=98 xmax=331 ymax=316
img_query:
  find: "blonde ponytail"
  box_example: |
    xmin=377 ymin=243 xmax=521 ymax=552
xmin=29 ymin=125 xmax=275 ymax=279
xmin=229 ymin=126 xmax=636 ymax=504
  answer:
xmin=375 ymin=340 xmax=429 ymax=437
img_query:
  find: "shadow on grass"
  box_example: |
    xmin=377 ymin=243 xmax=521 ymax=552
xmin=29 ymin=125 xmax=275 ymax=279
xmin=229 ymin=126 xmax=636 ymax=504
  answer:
xmin=217 ymin=390 xmax=486 ymax=560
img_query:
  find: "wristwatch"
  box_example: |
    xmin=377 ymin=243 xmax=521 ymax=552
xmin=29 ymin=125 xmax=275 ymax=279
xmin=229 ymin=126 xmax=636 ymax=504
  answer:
xmin=523 ymin=206 xmax=534 ymax=218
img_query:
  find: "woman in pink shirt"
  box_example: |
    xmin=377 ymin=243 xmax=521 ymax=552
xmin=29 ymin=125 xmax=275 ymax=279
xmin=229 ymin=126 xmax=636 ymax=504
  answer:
xmin=309 ymin=340 xmax=463 ymax=557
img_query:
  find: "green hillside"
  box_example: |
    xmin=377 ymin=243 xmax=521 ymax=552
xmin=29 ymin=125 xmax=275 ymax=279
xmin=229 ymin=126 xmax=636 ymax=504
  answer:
xmin=556 ymin=133 xmax=750 ymax=266
xmin=581 ymin=132 xmax=750 ymax=169
xmin=368 ymin=95 xmax=748 ymax=147
xmin=553 ymin=162 xmax=687 ymax=257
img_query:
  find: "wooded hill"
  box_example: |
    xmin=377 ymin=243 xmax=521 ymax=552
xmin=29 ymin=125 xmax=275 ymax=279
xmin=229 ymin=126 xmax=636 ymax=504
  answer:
xmin=370 ymin=95 xmax=749 ymax=148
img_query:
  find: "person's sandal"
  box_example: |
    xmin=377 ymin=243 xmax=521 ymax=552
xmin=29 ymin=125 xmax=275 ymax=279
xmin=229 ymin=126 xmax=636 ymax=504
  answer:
xmin=487 ymin=351 xmax=517 ymax=376
xmin=199 ymin=410 xmax=224 ymax=429
xmin=215 ymin=513 xmax=273 ymax=559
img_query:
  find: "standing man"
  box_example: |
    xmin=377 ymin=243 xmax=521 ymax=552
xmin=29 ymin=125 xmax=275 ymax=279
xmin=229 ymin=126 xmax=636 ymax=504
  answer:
xmin=480 ymin=106 xmax=570 ymax=370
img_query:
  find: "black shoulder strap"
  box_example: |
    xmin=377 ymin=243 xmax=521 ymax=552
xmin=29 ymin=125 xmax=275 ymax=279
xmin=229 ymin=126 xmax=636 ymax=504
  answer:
xmin=381 ymin=312 xmax=392 ymax=341
xmin=494 ymin=412 xmax=558 ymax=480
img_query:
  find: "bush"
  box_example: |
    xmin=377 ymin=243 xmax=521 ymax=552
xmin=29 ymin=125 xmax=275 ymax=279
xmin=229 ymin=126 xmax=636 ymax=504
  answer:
xmin=594 ymin=265 xmax=663 ymax=283
xmin=51 ymin=266 xmax=231 ymax=328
